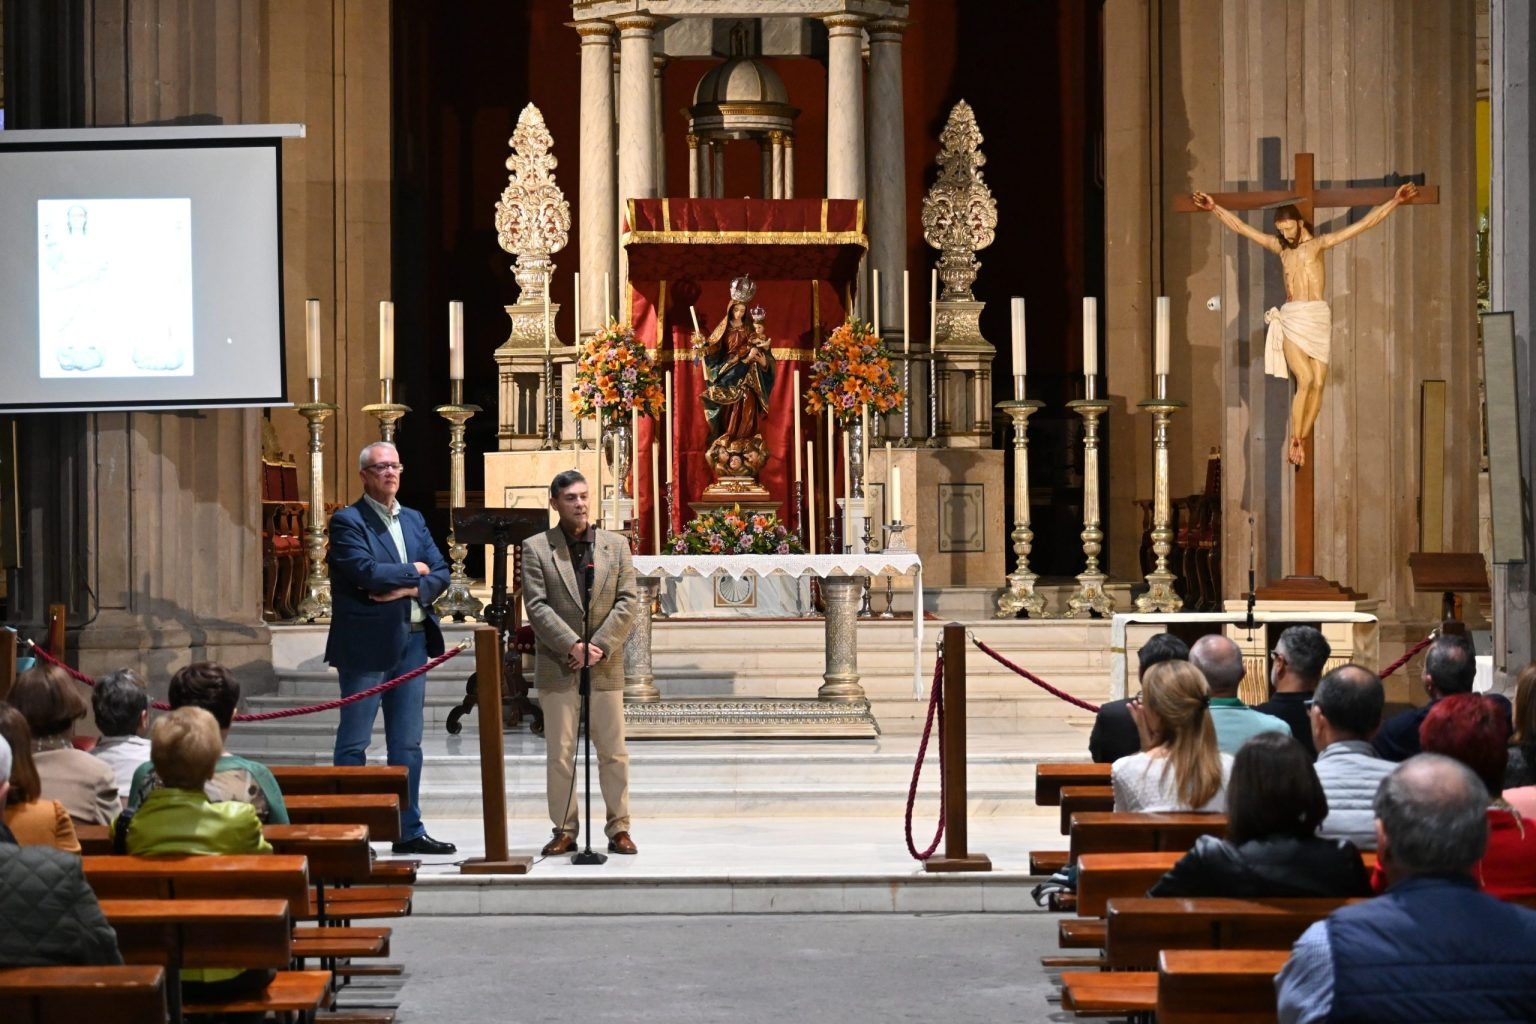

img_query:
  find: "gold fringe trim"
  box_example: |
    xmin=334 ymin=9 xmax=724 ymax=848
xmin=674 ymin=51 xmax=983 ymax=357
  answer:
xmin=621 ymin=229 xmax=869 ymax=247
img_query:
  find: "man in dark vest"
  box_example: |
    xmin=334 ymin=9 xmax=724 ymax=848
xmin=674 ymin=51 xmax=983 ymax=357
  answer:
xmin=1275 ymin=753 xmax=1536 ymax=1023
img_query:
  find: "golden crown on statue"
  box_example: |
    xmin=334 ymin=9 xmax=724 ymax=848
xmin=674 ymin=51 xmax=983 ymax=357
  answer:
xmin=729 ymin=275 xmax=757 ymax=304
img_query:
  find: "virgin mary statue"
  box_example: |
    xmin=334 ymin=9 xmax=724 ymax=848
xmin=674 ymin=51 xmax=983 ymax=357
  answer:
xmin=693 ymin=275 xmax=774 ymax=495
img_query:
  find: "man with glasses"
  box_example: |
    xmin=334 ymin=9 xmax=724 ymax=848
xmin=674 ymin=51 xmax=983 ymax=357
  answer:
xmin=324 ymin=441 xmax=455 ymax=855
xmin=1258 ymin=625 xmax=1330 ymax=758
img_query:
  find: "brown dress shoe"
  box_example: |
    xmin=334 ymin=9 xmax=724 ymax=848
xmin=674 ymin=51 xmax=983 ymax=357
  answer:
xmin=607 ymin=831 xmax=637 ymax=855
xmin=541 ymin=831 xmax=577 ymax=856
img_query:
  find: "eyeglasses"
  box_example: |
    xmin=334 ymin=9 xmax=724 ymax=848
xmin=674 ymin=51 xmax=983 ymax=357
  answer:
xmin=364 ymin=462 xmax=404 ymax=474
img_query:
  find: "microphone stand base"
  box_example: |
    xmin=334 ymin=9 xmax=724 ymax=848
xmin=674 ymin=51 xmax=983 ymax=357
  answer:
xmin=571 ymin=849 xmax=609 ymax=866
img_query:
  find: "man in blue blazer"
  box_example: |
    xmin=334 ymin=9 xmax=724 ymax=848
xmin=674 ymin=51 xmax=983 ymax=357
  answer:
xmin=325 ymin=441 xmax=454 ymax=855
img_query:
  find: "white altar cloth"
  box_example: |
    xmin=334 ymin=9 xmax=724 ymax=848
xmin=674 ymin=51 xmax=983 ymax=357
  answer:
xmin=633 ymin=553 xmax=925 ymax=697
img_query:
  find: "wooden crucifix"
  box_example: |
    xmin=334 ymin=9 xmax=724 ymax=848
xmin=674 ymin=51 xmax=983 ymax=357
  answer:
xmin=1176 ymin=152 xmax=1439 ymax=598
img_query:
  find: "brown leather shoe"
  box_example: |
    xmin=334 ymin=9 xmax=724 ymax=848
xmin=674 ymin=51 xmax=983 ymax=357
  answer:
xmin=541 ymin=830 xmax=577 ymax=856
xmin=607 ymin=831 xmax=637 ymax=855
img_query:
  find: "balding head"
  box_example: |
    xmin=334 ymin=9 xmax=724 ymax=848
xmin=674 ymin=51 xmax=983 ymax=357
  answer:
xmin=1374 ymin=753 xmax=1489 ymax=883
xmin=1312 ymin=664 xmax=1385 ymax=744
xmin=1190 ymin=634 xmax=1245 ymax=696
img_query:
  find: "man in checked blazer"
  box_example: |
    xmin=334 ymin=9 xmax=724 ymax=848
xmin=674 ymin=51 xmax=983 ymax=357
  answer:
xmin=522 ymin=469 xmax=638 ymax=856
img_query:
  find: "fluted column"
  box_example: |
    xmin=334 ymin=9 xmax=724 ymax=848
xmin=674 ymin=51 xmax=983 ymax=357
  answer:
xmin=867 ymin=17 xmax=908 ymax=341
xmin=616 ymin=14 xmax=659 ymax=306
xmin=578 ymin=21 xmax=617 ymax=337
xmin=824 ymin=13 xmax=867 ymax=201
xmin=770 ymin=131 xmax=785 ymax=198
xmin=784 ymin=134 xmax=795 ymax=198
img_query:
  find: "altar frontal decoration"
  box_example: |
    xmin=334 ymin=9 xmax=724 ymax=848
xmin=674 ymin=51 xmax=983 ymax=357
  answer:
xmin=670 ymin=504 xmax=805 ymax=556
xmin=805 ymin=317 xmax=904 ymax=424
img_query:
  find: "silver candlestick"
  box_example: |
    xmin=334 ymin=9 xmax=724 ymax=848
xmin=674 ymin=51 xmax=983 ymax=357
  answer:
xmin=859 ymin=516 xmax=874 ymax=617
xmin=794 ymin=480 xmax=805 ymax=545
xmin=924 ymin=353 xmax=943 ymax=448
xmin=295 ymin=378 xmax=338 ymax=622
xmin=897 ymin=353 xmax=914 ymax=447
xmin=1066 ymin=379 xmax=1115 ymax=618
xmin=1135 ymin=374 xmax=1186 ymax=612
xmin=434 ymin=379 xmax=484 ymax=621
xmin=539 ymin=354 xmax=559 ymax=450
xmin=994 ymin=388 xmax=1046 ymax=618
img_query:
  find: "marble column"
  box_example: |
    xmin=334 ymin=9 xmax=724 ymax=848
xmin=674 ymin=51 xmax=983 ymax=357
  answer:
xmin=616 ymin=15 xmax=659 ymax=306
xmin=867 ymin=18 xmax=908 ymax=341
xmin=824 ymin=13 xmax=867 ymax=201
xmin=760 ymin=138 xmax=772 ymax=197
xmin=784 ymin=135 xmax=795 ymax=198
xmin=770 ymin=131 xmax=785 ymax=198
xmin=687 ymin=133 xmax=701 ymax=198
xmin=578 ymin=21 xmax=617 ymax=341
xmin=652 ymin=55 xmax=668 ymax=196
xmin=712 ymin=142 xmax=725 ymax=198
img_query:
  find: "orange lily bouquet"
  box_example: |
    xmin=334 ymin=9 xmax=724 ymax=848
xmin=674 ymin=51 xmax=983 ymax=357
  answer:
xmin=804 ymin=317 xmax=904 ymax=425
xmin=570 ymin=319 xmax=666 ymax=427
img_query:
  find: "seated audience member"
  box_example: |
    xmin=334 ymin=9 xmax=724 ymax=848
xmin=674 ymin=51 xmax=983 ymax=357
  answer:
xmin=1111 ymin=660 xmax=1233 ymax=813
xmin=0 ymin=705 xmax=80 ymax=852
xmin=1089 ymin=632 xmax=1189 ymax=764
xmin=1504 ymin=660 xmax=1536 ymax=790
xmin=90 ymin=668 xmax=152 ymax=802
xmin=1276 ymin=754 xmax=1536 ymax=1024
xmin=8 ymin=665 xmax=117 ymax=824
xmin=1150 ymin=731 xmax=1369 ymax=898
xmin=1310 ymin=664 xmax=1394 ymax=849
xmin=1374 ymin=632 xmax=1511 ymax=761
xmin=1258 ymin=625 xmax=1330 ymax=758
xmin=126 ymin=706 xmax=273 ymax=999
xmin=0 ymin=734 xmax=122 ymax=967
xmin=1419 ymin=692 xmax=1536 ymax=901
xmin=125 ymin=662 xmax=288 ymax=824
xmin=1191 ymin=634 xmax=1288 ymax=754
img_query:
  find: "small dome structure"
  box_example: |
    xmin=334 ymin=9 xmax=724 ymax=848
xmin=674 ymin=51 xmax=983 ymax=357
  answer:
xmin=688 ymin=55 xmax=798 ymax=141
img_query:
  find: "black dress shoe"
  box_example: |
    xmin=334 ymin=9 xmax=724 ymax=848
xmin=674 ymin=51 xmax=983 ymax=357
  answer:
xmin=392 ymin=833 xmax=457 ymax=855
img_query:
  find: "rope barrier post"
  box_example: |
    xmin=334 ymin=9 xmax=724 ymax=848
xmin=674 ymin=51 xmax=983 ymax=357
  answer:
xmin=461 ymin=626 xmax=532 ymax=875
xmin=0 ymin=629 xmax=15 ymax=701
xmin=925 ymin=622 xmax=991 ymax=873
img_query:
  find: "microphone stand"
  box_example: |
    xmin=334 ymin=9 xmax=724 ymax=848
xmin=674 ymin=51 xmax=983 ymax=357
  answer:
xmin=1243 ymin=515 xmax=1257 ymax=634
xmin=572 ymin=544 xmax=607 ymax=865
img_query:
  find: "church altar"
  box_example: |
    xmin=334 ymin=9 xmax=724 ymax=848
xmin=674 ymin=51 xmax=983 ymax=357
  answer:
xmin=629 ymin=551 xmax=924 ymax=699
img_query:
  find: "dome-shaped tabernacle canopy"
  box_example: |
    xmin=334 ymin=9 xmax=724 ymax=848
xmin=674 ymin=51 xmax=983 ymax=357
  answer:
xmin=692 ymin=55 xmax=790 ymax=107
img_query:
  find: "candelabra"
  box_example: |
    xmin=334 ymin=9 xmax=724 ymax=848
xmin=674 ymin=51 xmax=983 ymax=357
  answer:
xmin=994 ymin=390 xmax=1046 ymax=618
xmin=295 ymin=379 xmax=338 ymax=622
xmin=362 ymin=378 xmax=411 ymax=442
xmin=924 ymin=353 xmax=943 ymax=448
xmin=1066 ymin=377 xmax=1115 ymax=618
xmin=539 ymin=355 xmax=559 ymax=450
xmin=859 ymin=516 xmax=874 ymax=617
xmin=880 ymin=521 xmax=909 ymax=619
xmin=794 ymin=481 xmax=805 ymax=546
xmin=897 ymin=354 xmax=914 ymax=447
xmin=434 ymin=380 xmax=484 ymax=621
xmin=1135 ymin=375 xmax=1186 ymax=612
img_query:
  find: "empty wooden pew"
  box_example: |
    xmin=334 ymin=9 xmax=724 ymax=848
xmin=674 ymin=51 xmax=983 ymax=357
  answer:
xmin=0 ymin=965 xmax=168 ymax=1024
xmin=1157 ymin=948 xmax=1289 ymax=1023
xmin=1036 ymin=763 xmax=1112 ymax=806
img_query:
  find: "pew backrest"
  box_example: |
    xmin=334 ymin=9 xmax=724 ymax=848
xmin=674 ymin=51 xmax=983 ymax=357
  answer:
xmin=100 ymin=897 xmax=293 ymax=970
xmin=0 ymin=965 xmax=168 ymax=1024
xmin=1105 ymin=896 xmax=1360 ymax=970
xmin=269 ymin=765 xmax=409 ymax=804
xmin=1157 ymin=948 xmax=1290 ymax=1024
xmin=1036 ymin=763 xmax=1113 ymax=806
xmin=1069 ymin=812 xmax=1227 ymax=862
xmin=83 ymin=855 xmax=313 ymax=917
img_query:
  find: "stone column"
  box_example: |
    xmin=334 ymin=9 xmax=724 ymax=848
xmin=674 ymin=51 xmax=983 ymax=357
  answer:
xmin=760 ymin=137 xmax=772 ymax=197
xmin=623 ymin=576 xmax=661 ymax=701
xmin=712 ymin=141 xmax=725 ymax=198
xmin=687 ymin=133 xmax=701 ymax=198
xmin=770 ymin=131 xmax=785 ymax=198
xmin=866 ymin=18 xmax=908 ymax=340
xmin=784 ymin=135 xmax=795 ymax=198
xmin=652 ymin=55 xmax=668 ymax=195
xmin=819 ymin=576 xmax=866 ymax=701
xmin=824 ymin=14 xmax=867 ymax=201
xmin=578 ymin=21 xmax=617 ymax=341
xmin=616 ymin=15 xmax=659 ymax=305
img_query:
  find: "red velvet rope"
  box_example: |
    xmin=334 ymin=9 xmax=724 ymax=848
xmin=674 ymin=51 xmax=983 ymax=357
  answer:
xmin=24 ymin=640 xmax=467 ymax=721
xmin=970 ymin=636 xmax=1103 ymax=714
xmin=1378 ymin=634 xmax=1435 ymax=680
xmin=904 ymin=652 xmax=946 ymax=862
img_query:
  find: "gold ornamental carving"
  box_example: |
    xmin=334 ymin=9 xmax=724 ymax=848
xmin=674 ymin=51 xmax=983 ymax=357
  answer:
xmin=494 ymin=102 xmax=571 ymax=302
xmin=921 ymin=100 xmax=997 ymax=303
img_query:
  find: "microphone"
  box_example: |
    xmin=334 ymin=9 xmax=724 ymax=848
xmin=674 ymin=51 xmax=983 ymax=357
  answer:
xmin=1244 ymin=516 xmax=1257 ymax=633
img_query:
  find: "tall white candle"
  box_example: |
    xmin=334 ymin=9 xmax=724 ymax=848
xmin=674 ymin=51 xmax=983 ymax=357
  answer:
xmin=826 ymin=409 xmax=836 ymax=513
xmin=631 ymin=404 xmax=639 ymax=508
xmin=543 ymin=272 xmax=552 ymax=354
xmin=449 ymin=301 xmax=464 ymax=380
xmin=1155 ymin=295 xmax=1171 ymax=377
xmin=379 ymin=301 xmax=395 ymax=380
xmin=1083 ymin=297 xmax=1098 ymax=378
xmin=603 ymin=272 xmax=612 ymax=325
xmin=902 ymin=270 xmax=911 ymax=355
xmin=664 ymin=369 xmax=675 ymax=485
xmin=929 ymin=269 xmax=938 ymax=349
xmin=594 ymin=415 xmax=604 ymax=528
xmin=842 ymin=429 xmax=852 ymax=511
xmin=305 ymin=299 xmax=321 ymax=379
xmin=890 ymin=465 xmax=903 ymax=522
xmin=884 ymin=441 xmax=893 ymax=518
xmin=650 ymin=440 xmax=661 ymax=554
xmin=689 ymin=305 xmax=701 ymax=337
xmin=860 ymin=403 xmax=869 ymax=482
xmin=872 ymin=268 xmax=881 ymax=337
xmin=792 ymin=372 xmax=803 ymax=481
xmin=573 ymin=271 xmax=581 ymax=342
xmin=805 ymin=440 xmax=818 ymax=554
xmin=1010 ymin=297 xmax=1027 ymax=377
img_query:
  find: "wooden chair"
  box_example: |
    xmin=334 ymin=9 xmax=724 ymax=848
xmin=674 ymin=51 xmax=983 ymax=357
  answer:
xmin=0 ymin=965 xmax=168 ymax=1024
xmin=1157 ymin=948 xmax=1289 ymax=1024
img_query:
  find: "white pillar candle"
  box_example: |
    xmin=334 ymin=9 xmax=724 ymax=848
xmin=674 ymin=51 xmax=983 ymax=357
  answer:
xmin=594 ymin=415 xmax=604 ymax=529
xmin=842 ymin=429 xmax=852 ymax=510
xmin=1154 ymin=295 xmax=1171 ymax=377
xmin=1083 ymin=297 xmax=1098 ymax=378
xmin=604 ymin=271 xmax=612 ymax=325
xmin=792 ymin=372 xmax=803 ymax=481
xmin=872 ymin=267 xmax=881 ymax=337
xmin=902 ymin=270 xmax=911 ymax=355
xmin=573 ymin=271 xmax=582 ymax=342
xmin=890 ymin=465 xmax=903 ymax=522
xmin=689 ymin=305 xmax=701 ymax=336
xmin=631 ymin=404 xmax=639 ymax=505
xmin=650 ymin=440 xmax=661 ymax=553
xmin=884 ymin=440 xmax=893 ymax=517
xmin=449 ymin=301 xmax=464 ymax=381
xmin=929 ymin=269 xmax=938 ymax=348
xmin=664 ymin=368 xmax=675 ymax=485
xmin=379 ymin=300 xmax=395 ymax=380
xmin=305 ymin=299 xmax=321 ymax=379
xmin=860 ymin=403 xmax=869 ymax=479
xmin=1010 ymin=297 xmax=1026 ymax=378
xmin=543 ymin=272 xmax=552 ymax=354
xmin=826 ymin=409 xmax=836 ymax=510
xmin=805 ymin=439 xmax=817 ymax=554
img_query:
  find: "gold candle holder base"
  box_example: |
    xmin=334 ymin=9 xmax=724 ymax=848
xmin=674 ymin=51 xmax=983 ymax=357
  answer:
xmin=295 ymin=393 xmax=339 ymax=622
xmin=435 ymin=383 xmax=484 ymax=622
xmin=994 ymin=398 xmax=1047 ymax=619
xmin=1134 ymin=394 xmax=1186 ymax=613
xmin=1066 ymin=397 xmax=1116 ymax=618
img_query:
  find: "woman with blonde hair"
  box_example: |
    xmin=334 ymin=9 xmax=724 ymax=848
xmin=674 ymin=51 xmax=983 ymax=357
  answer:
xmin=1112 ymin=659 xmax=1233 ymax=812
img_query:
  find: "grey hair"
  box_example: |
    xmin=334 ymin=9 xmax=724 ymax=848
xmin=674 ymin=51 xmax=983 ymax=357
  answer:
xmin=1424 ymin=632 xmax=1477 ymax=695
xmin=1276 ymin=625 xmax=1331 ymax=681
xmin=1190 ymin=635 xmax=1245 ymax=694
xmin=358 ymin=441 xmax=399 ymax=471
xmin=93 ymin=669 xmax=150 ymax=737
xmin=1373 ymin=753 xmax=1489 ymax=876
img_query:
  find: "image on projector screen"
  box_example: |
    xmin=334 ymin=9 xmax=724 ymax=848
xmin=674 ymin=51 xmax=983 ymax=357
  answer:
xmin=37 ymin=198 xmax=195 ymax=378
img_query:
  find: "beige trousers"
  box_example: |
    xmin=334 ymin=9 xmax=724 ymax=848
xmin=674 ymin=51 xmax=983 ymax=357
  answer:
xmin=542 ymin=687 xmax=630 ymax=838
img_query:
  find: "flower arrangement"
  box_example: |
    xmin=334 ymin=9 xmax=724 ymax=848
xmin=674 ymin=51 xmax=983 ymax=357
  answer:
xmin=671 ymin=506 xmax=806 ymax=555
xmin=570 ymin=319 xmax=666 ymax=426
xmin=804 ymin=317 xmax=905 ymax=424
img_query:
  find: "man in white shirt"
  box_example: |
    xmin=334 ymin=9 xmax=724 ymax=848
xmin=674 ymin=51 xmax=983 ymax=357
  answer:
xmin=89 ymin=669 xmax=152 ymax=803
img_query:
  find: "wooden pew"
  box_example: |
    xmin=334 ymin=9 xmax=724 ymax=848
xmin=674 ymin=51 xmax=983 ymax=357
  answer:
xmin=1076 ymin=849 xmax=1380 ymax=919
xmin=0 ymin=965 xmax=168 ymax=1024
xmin=76 ymin=823 xmax=111 ymax=855
xmin=1158 ymin=948 xmax=1289 ymax=1024
xmin=1104 ymin=896 xmax=1356 ymax=971
xmin=1036 ymin=763 xmax=1112 ymax=806
xmin=1068 ymin=812 xmax=1226 ymax=862
xmin=270 ymin=764 xmax=409 ymax=804
xmin=283 ymin=793 xmax=403 ymax=843
xmin=83 ymin=855 xmax=314 ymax=917
xmin=1058 ymin=786 xmax=1115 ymax=835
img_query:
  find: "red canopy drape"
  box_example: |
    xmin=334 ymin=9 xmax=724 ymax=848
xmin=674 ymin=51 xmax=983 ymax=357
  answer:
xmin=622 ymin=199 xmax=866 ymax=554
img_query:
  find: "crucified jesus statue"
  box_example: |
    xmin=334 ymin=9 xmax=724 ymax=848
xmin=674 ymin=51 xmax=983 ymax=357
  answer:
xmin=1193 ymin=181 xmax=1418 ymax=467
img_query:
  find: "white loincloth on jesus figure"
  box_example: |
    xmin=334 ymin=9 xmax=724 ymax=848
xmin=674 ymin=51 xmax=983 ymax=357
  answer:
xmin=1263 ymin=300 xmax=1331 ymax=379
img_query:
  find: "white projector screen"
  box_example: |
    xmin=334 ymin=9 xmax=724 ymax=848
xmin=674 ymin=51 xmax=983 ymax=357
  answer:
xmin=0 ymin=126 xmax=297 ymax=412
